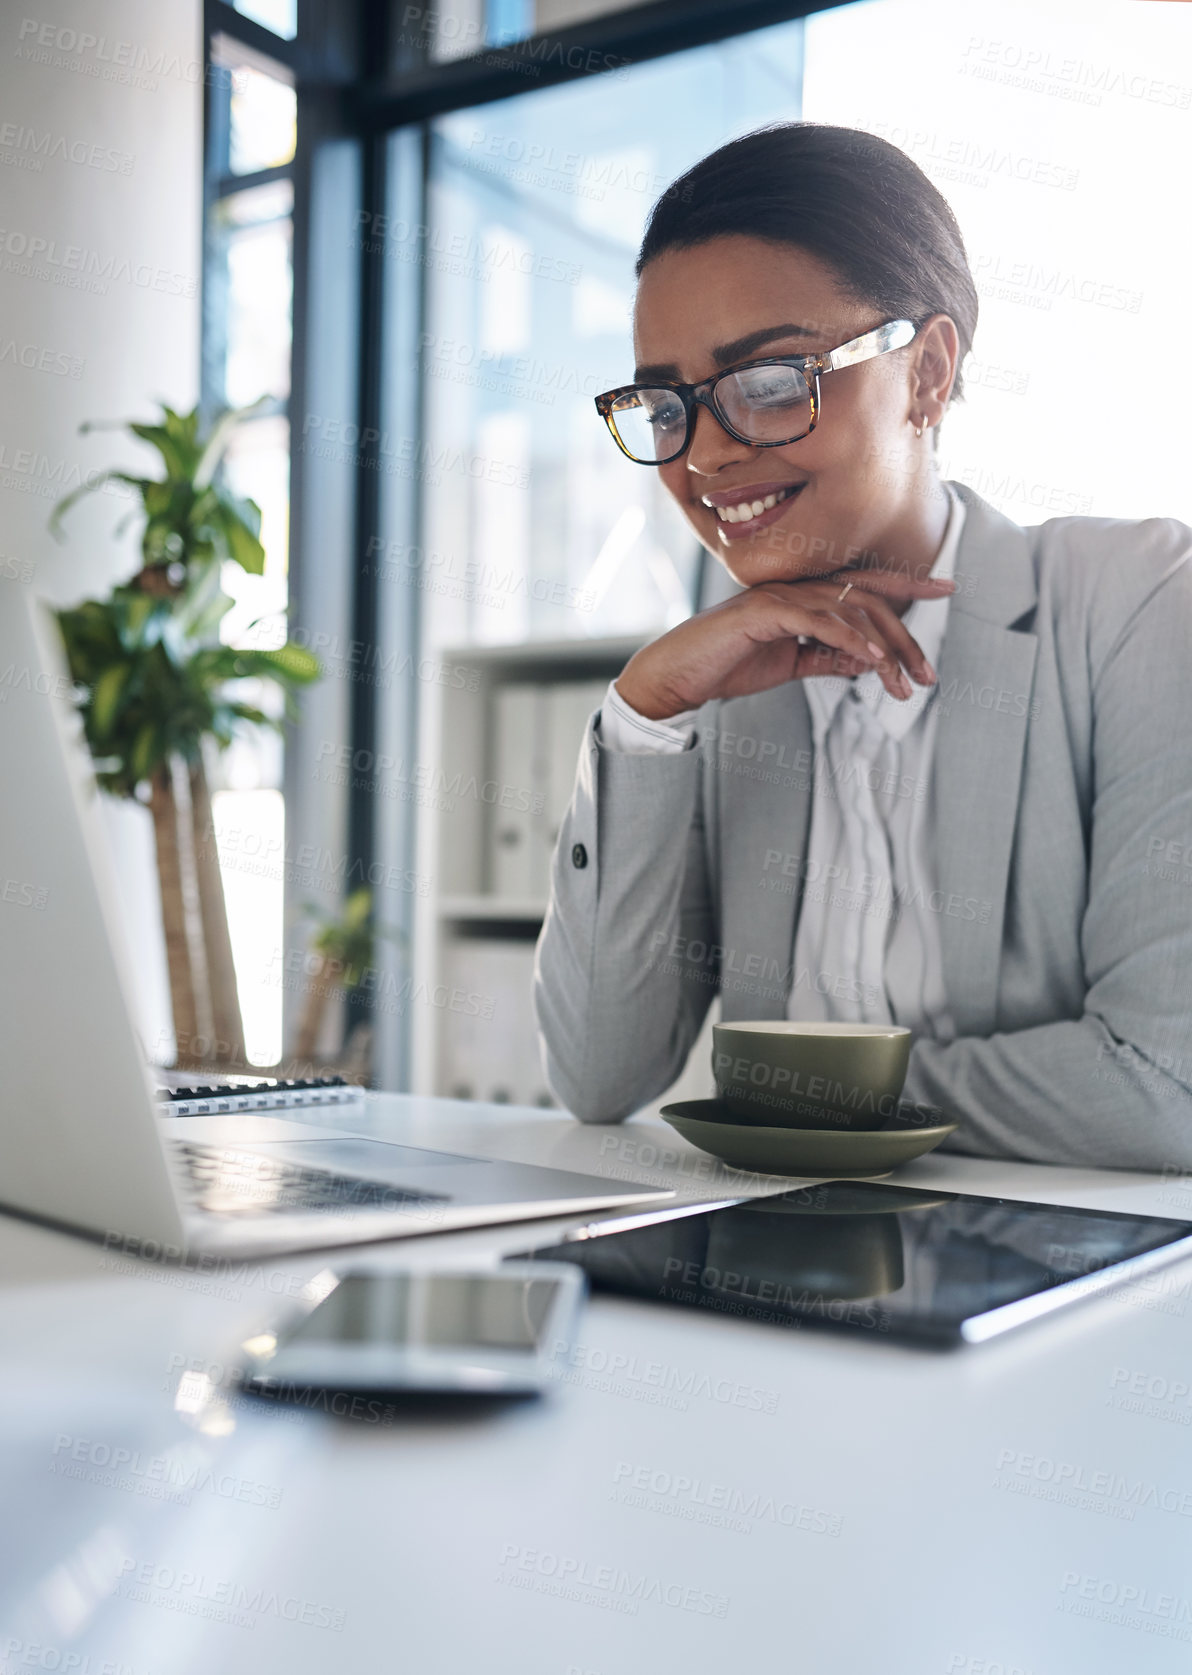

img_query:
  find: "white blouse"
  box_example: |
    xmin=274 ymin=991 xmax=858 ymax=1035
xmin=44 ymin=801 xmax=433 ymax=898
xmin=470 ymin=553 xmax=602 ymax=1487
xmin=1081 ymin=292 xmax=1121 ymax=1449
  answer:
xmin=597 ymin=487 xmax=965 ymax=1041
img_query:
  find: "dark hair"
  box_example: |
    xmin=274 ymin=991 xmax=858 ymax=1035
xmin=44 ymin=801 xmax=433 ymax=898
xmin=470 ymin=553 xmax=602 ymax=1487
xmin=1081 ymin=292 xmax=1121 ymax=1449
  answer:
xmin=636 ymin=122 xmax=978 ymax=402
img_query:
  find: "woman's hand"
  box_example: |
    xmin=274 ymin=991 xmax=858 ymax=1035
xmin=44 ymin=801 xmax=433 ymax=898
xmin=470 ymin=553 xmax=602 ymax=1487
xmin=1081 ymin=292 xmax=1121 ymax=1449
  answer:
xmin=614 ymin=567 xmax=957 ymax=720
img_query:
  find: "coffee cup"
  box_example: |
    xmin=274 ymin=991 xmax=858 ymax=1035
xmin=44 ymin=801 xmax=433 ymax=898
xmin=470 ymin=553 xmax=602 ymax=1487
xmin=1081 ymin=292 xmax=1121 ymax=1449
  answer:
xmin=711 ymin=1021 xmax=912 ymax=1131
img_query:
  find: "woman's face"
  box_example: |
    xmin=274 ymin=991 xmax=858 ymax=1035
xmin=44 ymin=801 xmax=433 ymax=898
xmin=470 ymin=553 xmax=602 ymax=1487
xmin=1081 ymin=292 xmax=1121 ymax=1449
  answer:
xmin=632 ymin=235 xmax=949 ymax=588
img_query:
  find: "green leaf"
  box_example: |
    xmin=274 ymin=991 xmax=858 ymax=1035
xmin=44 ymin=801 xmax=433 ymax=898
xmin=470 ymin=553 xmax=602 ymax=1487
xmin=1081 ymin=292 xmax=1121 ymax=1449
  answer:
xmin=343 ymin=888 xmax=373 ymax=930
xmin=90 ymin=664 xmax=131 ymax=740
xmin=49 ymin=471 xmax=150 ymax=538
xmin=128 ymin=415 xmax=201 ymax=483
xmin=213 ymin=492 xmax=265 ymax=575
xmin=193 ymin=397 xmax=268 ymax=489
xmin=238 ymin=644 xmax=321 ymax=685
xmin=129 ymin=722 xmax=162 ymax=784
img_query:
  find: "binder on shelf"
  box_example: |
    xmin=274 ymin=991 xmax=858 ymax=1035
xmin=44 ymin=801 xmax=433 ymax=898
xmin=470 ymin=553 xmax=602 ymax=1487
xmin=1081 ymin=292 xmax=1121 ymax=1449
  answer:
xmin=487 ymin=678 xmax=608 ymax=903
xmin=489 ymin=684 xmax=541 ymax=900
xmin=437 ymin=938 xmax=548 ymax=1106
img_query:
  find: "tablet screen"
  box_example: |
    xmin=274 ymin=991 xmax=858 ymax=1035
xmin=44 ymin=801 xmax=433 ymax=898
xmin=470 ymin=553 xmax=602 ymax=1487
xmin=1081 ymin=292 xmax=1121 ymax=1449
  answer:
xmin=509 ymin=1182 xmax=1192 ymax=1346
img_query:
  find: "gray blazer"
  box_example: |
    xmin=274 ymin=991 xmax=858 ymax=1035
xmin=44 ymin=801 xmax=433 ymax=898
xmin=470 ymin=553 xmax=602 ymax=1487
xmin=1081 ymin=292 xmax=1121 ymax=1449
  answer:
xmin=533 ymin=483 xmax=1192 ymax=1169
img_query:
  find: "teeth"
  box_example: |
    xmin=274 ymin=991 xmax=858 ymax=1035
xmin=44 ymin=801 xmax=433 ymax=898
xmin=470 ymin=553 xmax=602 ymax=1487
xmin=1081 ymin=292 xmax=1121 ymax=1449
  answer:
xmin=712 ymin=485 xmax=798 ymax=523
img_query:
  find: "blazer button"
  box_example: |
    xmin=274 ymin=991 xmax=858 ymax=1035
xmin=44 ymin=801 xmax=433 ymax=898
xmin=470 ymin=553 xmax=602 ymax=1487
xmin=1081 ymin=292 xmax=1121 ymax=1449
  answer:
xmin=571 ymin=843 xmax=588 ymax=870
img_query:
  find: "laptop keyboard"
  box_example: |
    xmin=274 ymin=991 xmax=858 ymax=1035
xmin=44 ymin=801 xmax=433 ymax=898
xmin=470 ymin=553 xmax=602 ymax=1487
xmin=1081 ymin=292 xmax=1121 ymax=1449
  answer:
xmin=174 ymin=1143 xmax=449 ymax=1218
xmin=155 ymin=1075 xmax=360 ymax=1117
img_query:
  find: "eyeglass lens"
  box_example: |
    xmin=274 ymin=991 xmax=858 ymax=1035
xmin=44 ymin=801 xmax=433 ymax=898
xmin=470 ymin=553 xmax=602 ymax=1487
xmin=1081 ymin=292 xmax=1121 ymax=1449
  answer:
xmin=609 ymin=362 xmax=813 ymax=462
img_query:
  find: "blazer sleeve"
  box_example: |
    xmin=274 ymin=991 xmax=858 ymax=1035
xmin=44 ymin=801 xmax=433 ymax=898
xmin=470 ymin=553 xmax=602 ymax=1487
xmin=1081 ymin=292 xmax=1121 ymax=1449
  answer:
xmin=904 ymin=538 xmax=1192 ymax=1170
xmin=532 ymin=715 xmax=717 ymax=1123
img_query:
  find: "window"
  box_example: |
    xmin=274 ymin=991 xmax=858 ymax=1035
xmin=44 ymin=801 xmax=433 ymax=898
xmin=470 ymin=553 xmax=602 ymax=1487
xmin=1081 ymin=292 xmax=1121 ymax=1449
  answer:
xmin=415 ymin=17 xmax=807 ymax=653
xmin=202 ymin=29 xmax=297 ymax=1066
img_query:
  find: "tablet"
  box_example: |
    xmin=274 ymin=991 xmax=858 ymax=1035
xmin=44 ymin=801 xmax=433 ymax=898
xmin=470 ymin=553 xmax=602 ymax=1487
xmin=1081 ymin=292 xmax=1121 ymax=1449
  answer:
xmin=508 ymin=1182 xmax=1192 ymax=1347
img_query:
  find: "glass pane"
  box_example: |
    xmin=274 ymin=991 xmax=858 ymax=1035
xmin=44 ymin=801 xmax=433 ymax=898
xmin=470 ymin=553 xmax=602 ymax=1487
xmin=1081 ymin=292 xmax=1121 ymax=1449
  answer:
xmin=212 ymin=415 xmax=292 ymax=1069
xmin=421 ymin=0 xmax=656 ymax=60
xmin=802 ymin=0 xmax=1192 ymax=525
xmin=220 ymin=413 xmax=292 ymax=668
xmin=214 ymin=187 xmax=293 ymax=407
xmin=229 ymin=62 xmax=296 ymax=174
xmin=211 ymin=787 xmax=286 ymax=1065
xmin=415 ymin=19 xmax=805 ymax=648
xmin=232 ymin=0 xmax=298 ymax=39
xmin=532 ymin=0 xmax=647 ymax=32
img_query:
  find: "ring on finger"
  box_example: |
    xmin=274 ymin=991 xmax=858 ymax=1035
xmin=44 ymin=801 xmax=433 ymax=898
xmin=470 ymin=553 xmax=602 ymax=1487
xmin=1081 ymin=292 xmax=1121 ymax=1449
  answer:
xmin=836 ymin=579 xmax=854 ymax=603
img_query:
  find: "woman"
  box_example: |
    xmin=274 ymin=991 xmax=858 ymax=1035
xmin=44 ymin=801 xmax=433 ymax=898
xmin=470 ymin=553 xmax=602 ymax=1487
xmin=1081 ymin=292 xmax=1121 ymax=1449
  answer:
xmin=533 ymin=122 xmax=1192 ymax=1169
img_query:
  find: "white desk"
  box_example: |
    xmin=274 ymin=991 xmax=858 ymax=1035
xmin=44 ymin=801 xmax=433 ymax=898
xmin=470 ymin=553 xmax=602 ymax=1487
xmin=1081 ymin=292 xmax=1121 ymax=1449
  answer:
xmin=5 ymin=1094 xmax=1192 ymax=1674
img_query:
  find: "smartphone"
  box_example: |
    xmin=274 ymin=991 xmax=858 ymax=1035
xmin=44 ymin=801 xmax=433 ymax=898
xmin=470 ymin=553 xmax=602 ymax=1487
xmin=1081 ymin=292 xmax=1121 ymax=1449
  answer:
xmin=238 ymin=1263 xmax=586 ymax=1398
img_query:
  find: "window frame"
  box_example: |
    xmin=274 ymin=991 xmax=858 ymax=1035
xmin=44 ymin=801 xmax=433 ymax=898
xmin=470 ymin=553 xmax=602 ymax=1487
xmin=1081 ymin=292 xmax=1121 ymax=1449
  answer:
xmin=202 ymin=0 xmax=833 ymax=1085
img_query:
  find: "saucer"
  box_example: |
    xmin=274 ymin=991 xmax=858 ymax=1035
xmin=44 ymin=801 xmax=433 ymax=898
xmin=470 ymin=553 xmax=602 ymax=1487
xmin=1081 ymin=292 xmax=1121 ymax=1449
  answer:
xmin=659 ymin=1097 xmax=958 ymax=1178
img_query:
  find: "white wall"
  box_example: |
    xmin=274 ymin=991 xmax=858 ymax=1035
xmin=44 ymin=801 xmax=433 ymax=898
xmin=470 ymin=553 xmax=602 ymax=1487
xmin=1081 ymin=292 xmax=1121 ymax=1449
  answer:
xmin=0 ymin=1 xmax=203 ymax=1058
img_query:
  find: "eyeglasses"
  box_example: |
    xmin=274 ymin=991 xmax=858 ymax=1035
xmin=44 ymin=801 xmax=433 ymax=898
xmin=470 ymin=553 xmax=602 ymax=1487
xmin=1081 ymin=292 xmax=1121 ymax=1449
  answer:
xmin=594 ymin=318 xmax=919 ymax=466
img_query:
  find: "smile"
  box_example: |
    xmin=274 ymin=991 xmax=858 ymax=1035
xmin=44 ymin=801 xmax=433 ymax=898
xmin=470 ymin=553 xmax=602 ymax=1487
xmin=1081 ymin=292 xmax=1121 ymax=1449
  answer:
xmin=701 ymin=481 xmax=806 ymax=538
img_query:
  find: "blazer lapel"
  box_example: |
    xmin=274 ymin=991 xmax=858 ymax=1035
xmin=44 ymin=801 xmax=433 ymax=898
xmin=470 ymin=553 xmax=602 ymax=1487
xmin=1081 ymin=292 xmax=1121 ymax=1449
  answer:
xmin=933 ymin=485 xmax=1039 ymax=1037
xmin=713 ymin=681 xmax=814 ymax=1021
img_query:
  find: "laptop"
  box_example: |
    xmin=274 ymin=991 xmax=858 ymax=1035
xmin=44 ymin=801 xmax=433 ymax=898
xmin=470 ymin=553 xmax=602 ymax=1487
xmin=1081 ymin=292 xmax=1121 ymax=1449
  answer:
xmin=0 ymin=585 xmax=673 ymax=1259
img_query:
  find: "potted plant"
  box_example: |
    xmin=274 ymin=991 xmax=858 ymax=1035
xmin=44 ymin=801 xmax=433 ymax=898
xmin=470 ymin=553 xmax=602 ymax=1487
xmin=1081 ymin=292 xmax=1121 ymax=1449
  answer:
xmin=293 ymin=886 xmax=403 ymax=1077
xmin=51 ymin=403 xmax=320 ymax=1069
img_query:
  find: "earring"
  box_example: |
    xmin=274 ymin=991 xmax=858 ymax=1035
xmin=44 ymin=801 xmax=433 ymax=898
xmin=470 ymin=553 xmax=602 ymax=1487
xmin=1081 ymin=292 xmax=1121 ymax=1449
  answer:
xmin=913 ymin=417 xmax=926 ymax=439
